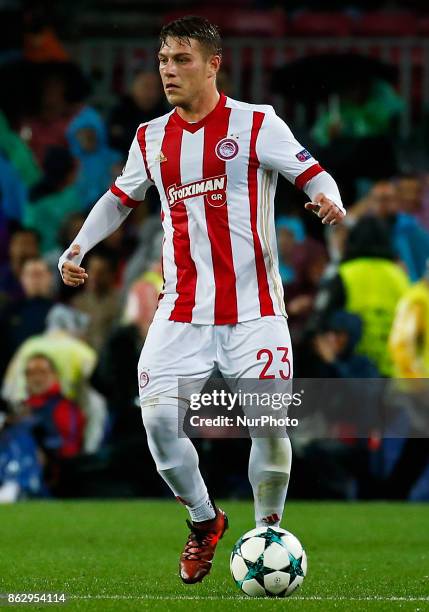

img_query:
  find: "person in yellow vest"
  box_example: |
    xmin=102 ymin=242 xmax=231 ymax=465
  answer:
xmin=2 ymin=305 xmax=106 ymax=453
xmin=311 ymin=217 xmax=410 ymax=376
xmin=389 ymin=263 xmax=429 ymax=377
xmin=378 ymin=265 xmax=429 ymax=499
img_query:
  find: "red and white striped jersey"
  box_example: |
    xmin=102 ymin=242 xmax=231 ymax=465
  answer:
xmin=111 ymin=93 xmax=325 ymax=325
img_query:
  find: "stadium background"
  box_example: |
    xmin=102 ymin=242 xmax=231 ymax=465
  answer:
xmin=0 ymin=0 xmax=429 ymax=507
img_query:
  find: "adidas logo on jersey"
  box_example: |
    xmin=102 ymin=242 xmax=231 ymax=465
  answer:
xmin=156 ymin=150 xmax=167 ymax=163
xmin=167 ymin=174 xmax=227 ymax=208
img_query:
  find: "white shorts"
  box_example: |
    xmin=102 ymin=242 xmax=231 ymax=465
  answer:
xmin=137 ymin=315 xmax=293 ymax=405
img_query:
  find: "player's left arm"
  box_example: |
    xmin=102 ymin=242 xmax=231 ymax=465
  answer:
xmin=256 ymin=110 xmax=345 ymax=225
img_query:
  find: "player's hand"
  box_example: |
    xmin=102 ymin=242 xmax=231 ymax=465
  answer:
xmin=61 ymin=244 xmax=88 ymax=287
xmin=305 ymin=193 xmax=345 ymax=225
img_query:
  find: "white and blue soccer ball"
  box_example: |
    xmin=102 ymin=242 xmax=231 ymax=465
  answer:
xmin=230 ymin=526 xmax=307 ymax=597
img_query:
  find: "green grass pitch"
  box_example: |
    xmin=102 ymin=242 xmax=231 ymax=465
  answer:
xmin=0 ymin=501 xmax=428 ymax=611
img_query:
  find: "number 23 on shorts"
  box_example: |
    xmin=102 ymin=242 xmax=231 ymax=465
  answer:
xmin=256 ymin=347 xmax=291 ymax=380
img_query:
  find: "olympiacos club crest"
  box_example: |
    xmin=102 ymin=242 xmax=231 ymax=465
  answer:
xmin=139 ymin=370 xmax=150 ymax=388
xmin=215 ymin=138 xmax=239 ymax=161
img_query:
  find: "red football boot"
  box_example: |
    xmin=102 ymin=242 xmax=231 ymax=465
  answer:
xmin=179 ymin=508 xmax=229 ymax=584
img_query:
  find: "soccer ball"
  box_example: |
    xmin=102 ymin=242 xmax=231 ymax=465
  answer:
xmin=230 ymin=526 xmax=307 ymax=597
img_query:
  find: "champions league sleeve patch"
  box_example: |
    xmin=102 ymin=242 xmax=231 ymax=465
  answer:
xmin=296 ymin=149 xmax=312 ymax=162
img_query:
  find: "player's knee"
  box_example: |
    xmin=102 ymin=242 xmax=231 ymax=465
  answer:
xmin=141 ymin=397 xmax=188 ymax=462
xmin=141 ymin=400 xmax=177 ymax=435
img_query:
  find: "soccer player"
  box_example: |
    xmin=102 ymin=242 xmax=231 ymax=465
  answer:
xmin=59 ymin=16 xmax=345 ymax=584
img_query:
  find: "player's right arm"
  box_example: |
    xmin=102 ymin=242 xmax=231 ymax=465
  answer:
xmin=59 ymin=131 xmax=153 ymax=287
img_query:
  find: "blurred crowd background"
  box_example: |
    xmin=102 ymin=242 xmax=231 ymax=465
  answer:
xmin=0 ymin=0 xmax=429 ymax=504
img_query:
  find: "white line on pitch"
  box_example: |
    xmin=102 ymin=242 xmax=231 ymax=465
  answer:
xmin=68 ymin=595 xmax=429 ymax=601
